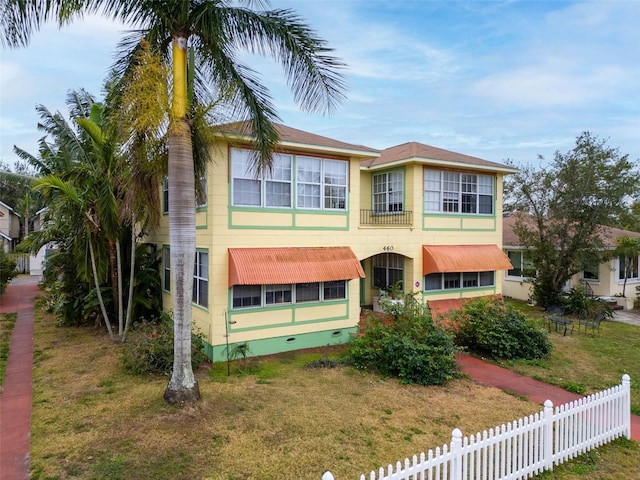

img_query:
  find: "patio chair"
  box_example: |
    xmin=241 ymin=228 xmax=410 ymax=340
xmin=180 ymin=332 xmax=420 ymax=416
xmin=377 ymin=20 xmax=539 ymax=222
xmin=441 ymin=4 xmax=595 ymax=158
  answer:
xmin=544 ymin=305 xmax=573 ymax=335
xmin=579 ymin=312 xmax=605 ymax=335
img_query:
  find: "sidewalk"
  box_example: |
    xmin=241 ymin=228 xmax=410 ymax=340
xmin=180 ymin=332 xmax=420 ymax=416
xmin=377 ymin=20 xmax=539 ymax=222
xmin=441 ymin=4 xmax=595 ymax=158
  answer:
xmin=456 ymin=353 xmax=640 ymax=442
xmin=0 ymin=275 xmax=40 ymax=480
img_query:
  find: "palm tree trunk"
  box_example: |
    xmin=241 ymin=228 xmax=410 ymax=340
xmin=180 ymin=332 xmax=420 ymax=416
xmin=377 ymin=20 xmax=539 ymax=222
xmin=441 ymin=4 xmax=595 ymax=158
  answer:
xmin=116 ymin=241 xmax=124 ymax=336
xmin=122 ymin=217 xmax=136 ymax=342
xmin=164 ymin=35 xmax=200 ymax=403
xmin=89 ymin=238 xmax=115 ymax=340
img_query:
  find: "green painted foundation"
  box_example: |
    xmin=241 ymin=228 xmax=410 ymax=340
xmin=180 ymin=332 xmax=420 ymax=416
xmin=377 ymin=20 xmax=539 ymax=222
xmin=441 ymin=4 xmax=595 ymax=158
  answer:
xmin=203 ymin=327 xmax=359 ymax=362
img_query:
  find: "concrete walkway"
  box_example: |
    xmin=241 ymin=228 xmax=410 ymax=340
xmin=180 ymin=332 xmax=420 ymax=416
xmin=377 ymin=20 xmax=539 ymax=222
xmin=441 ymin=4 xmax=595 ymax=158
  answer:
xmin=0 ymin=275 xmax=40 ymax=480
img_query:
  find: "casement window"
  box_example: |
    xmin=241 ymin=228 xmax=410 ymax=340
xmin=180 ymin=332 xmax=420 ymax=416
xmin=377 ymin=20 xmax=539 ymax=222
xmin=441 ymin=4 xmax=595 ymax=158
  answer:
xmin=232 ymin=148 xmax=292 ymax=207
xmin=373 ymin=171 xmax=403 ymax=213
xmin=193 ymin=251 xmax=209 ymax=308
xmin=163 ymin=246 xmax=171 ymax=291
xmin=618 ymin=255 xmax=640 ymax=281
xmin=231 ymin=280 xmax=347 ymax=309
xmin=373 ymin=253 xmax=404 ymax=290
xmin=506 ymin=250 xmax=536 ymax=279
xmin=424 ymin=169 xmax=494 ymax=214
xmin=424 ymin=271 xmax=495 ymax=291
xmin=231 ymin=148 xmax=347 ymax=210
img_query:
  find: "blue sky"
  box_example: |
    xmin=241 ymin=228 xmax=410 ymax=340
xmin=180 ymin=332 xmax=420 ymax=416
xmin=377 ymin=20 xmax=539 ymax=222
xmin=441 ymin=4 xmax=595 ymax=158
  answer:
xmin=1 ymin=0 xmax=639 ymax=170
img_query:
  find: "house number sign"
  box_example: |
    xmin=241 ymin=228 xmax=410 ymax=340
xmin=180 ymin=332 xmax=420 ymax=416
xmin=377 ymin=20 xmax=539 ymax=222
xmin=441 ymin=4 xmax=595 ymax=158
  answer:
xmin=383 ymin=245 xmax=394 ymax=251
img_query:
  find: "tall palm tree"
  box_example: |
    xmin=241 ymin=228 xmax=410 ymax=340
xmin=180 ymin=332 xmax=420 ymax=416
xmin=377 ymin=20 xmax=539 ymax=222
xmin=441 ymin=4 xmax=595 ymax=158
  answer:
xmin=2 ymin=0 xmax=346 ymax=403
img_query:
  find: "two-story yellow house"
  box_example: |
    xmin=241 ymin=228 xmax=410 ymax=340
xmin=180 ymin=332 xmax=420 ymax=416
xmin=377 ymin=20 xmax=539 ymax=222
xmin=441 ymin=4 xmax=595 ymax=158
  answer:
xmin=149 ymin=123 xmax=517 ymax=361
xmin=0 ymin=200 xmax=21 ymax=253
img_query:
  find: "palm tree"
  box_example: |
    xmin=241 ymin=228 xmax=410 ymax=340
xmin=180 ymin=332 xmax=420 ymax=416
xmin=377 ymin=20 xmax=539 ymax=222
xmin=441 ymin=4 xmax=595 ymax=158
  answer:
xmin=2 ymin=0 xmax=346 ymax=403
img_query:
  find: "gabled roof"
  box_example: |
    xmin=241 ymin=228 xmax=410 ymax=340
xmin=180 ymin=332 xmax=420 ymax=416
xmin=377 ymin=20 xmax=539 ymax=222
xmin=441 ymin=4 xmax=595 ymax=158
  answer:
xmin=502 ymin=213 xmax=640 ymax=249
xmin=0 ymin=200 xmax=20 ymax=217
xmin=362 ymin=141 xmax=517 ymax=174
xmin=215 ymin=122 xmax=380 ymax=159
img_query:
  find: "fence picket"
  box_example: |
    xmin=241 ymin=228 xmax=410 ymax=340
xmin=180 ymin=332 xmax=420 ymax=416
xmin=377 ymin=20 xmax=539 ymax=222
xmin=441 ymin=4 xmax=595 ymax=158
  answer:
xmin=325 ymin=375 xmax=632 ymax=480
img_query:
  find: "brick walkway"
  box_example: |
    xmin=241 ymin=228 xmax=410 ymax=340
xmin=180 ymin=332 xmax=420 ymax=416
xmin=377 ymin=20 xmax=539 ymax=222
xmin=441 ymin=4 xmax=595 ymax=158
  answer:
xmin=0 ymin=276 xmax=40 ymax=480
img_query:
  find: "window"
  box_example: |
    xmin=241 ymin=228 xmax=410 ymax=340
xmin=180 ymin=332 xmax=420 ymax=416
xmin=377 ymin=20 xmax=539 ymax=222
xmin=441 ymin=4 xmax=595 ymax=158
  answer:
xmin=266 ymin=284 xmax=292 ymax=305
xmin=163 ymin=175 xmax=208 ymax=211
xmin=193 ymin=251 xmax=208 ymax=307
xmin=424 ymin=169 xmax=494 ymax=215
xmin=373 ymin=253 xmax=403 ymax=290
xmin=231 ymin=149 xmax=347 ymax=210
xmin=582 ymin=263 xmax=599 ymax=281
xmin=506 ymin=250 xmax=536 ymax=279
xmin=618 ymin=255 xmax=639 ymax=281
xmin=231 ymin=280 xmax=346 ymax=309
xmin=295 ymin=156 xmax=347 ymax=210
xmin=162 ymin=177 xmax=169 ymax=214
xmin=373 ymin=171 xmax=403 ymax=213
xmin=324 ymin=280 xmax=346 ymax=300
xmin=231 ymin=149 xmax=292 ymax=208
xmin=424 ymin=271 xmax=495 ymax=291
xmin=233 ymin=285 xmax=261 ymax=309
xmin=163 ymin=247 xmax=170 ymax=291
xmin=196 ymin=175 xmax=207 ymax=208
xmin=296 ymin=282 xmax=320 ymax=302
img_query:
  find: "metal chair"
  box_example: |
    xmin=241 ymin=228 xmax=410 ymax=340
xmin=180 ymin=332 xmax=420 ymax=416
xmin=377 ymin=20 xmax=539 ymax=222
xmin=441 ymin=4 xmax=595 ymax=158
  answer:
xmin=579 ymin=312 xmax=605 ymax=334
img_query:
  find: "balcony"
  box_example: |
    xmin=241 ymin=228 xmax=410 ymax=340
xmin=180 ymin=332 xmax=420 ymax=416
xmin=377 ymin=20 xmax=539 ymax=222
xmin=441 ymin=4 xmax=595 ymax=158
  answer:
xmin=360 ymin=209 xmax=413 ymax=226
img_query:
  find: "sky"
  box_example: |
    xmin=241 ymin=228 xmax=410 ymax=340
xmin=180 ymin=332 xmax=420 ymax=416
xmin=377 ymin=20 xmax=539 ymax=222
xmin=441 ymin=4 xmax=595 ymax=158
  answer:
xmin=1 ymin=0 xmax=639 ymax=171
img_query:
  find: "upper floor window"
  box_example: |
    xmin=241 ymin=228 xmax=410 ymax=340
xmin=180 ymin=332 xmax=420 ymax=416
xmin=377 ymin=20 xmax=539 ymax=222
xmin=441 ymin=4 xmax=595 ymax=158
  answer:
xmin=232 ymin=149 xmax=292 ymax=208
xmin=424 ymin=169 xmax=494 ymax=215
xmin=163 ymin=175 xmax=208 ymax=212
xmin=162 ymin=246 xmax=171 ymax=292
xmin=231 ymin=148 xmax=348 ymax=210
xmin=373 ymin=171 xmax=403 ymax=213
xmin=162 ymin=177 xmax=169 ymax=214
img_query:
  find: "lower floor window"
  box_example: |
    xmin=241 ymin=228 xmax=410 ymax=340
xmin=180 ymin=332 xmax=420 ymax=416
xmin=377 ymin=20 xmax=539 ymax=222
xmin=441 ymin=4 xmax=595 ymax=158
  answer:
xmin=425 ymin=271 xmax=495 ymax=291
xmin=232 ymin=280 xmax=347 ymax=309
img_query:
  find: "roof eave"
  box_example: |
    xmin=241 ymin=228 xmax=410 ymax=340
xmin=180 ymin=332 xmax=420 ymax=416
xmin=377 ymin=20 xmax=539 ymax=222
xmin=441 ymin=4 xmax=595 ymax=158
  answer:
xmin=361 ymin=156 xmax=519 ymax=174
xmin=217 ymin=132 xmax=380 ymax=160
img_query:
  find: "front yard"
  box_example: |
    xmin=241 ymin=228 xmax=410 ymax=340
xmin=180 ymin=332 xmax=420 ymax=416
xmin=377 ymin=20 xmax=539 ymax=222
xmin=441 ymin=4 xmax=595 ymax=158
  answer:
xmin=27 ymin=300 xmax=640 ymax=479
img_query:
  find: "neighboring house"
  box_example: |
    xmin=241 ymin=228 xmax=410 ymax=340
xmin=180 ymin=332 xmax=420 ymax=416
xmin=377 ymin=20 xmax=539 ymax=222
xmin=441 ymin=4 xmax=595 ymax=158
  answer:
xmin=0 ymin=200 xmax=21 ymax=253
xmin=502 ymin=214 xmax=640 ymax=307
xmin=148 ymin=123 xmax=517 ymax=360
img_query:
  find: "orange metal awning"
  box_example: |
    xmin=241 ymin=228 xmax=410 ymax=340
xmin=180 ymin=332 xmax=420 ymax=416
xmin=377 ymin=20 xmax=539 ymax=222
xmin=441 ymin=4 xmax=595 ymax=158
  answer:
xmin=228 ymin=247 xmax=365 ymax=287
xmin=422 ymin=244 xmax=513 ymax=275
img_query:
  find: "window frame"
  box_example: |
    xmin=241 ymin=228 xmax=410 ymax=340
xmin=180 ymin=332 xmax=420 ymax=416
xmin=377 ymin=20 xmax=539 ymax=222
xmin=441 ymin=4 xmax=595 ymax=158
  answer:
xmin=424 ymin=271 xmax=495 ymax=291
xmin=505 ymin=250 xmax=536 ymax=280
xmin=162 ymin=246 xmax=170 ymax=292
xmin=372 ymin=253 xmax=404 ymax=291
xmin=617 ymin=255 xmax=640 ymax=282
xmin=424 ymin=169 xmax=495 ymax=215
xmin=193 ymin=250 xmax=209 ymax=308
xmin=231 ymin=280 xmax=347 ymax=310
xmin=372 ymin=170 xmax=404 ymax=213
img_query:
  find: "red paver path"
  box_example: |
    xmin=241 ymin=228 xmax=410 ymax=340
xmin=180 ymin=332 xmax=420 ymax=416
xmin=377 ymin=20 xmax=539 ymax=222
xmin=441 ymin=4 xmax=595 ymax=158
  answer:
xmin=0 ymin=276 xmax=40 ymax=480
xmin=456 ymin=353 xmax=640 ymax=442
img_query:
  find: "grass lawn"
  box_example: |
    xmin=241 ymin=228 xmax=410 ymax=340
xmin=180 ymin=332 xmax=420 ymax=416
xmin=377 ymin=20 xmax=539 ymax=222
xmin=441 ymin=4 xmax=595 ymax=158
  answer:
xmin=503 ymin=300 xmax=640 ymax=415
xmin=28 ymin=302 xmax=640 ymax=480
xmin=0 ymin=312 xmax=17 ymax=384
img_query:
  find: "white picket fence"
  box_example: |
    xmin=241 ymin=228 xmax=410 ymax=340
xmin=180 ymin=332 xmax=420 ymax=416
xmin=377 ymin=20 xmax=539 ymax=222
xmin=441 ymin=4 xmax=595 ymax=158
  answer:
xmin=323 ymin=374 xmax=631 ymax=480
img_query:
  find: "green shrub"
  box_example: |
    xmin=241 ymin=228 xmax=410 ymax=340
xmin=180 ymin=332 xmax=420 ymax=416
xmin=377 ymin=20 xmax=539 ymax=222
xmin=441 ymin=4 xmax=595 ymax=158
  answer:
xmin=448 ymin=297 xmax=552 ymax=360
xmin=0 ymin=251 xmax=17 ymax=294
xmin=347 ymin=292 xmax=457 ymax=385
xmin=121 ymin=312 xmax=208 ymax=375
xmin=563 ymin=286 xmax=613 ymax=319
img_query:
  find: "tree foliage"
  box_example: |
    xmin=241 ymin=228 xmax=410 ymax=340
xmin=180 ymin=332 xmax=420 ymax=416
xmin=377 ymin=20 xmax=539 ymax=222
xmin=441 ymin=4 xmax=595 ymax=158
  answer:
xmin=504 ymin=132 xmax=640 ymax=307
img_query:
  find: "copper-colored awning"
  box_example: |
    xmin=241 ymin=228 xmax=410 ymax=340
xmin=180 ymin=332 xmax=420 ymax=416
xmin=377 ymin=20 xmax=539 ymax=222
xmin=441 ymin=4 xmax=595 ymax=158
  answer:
xmin=228 ymin=247 xmax=365 ymax=287
xmin=422 ymin=244 xmax=513 ymax=275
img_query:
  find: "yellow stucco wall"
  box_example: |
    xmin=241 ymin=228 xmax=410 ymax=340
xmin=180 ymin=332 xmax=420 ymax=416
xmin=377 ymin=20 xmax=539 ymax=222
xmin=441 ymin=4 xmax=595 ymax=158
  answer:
xmin=150 ymin=141 xmax=510 ymax=351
